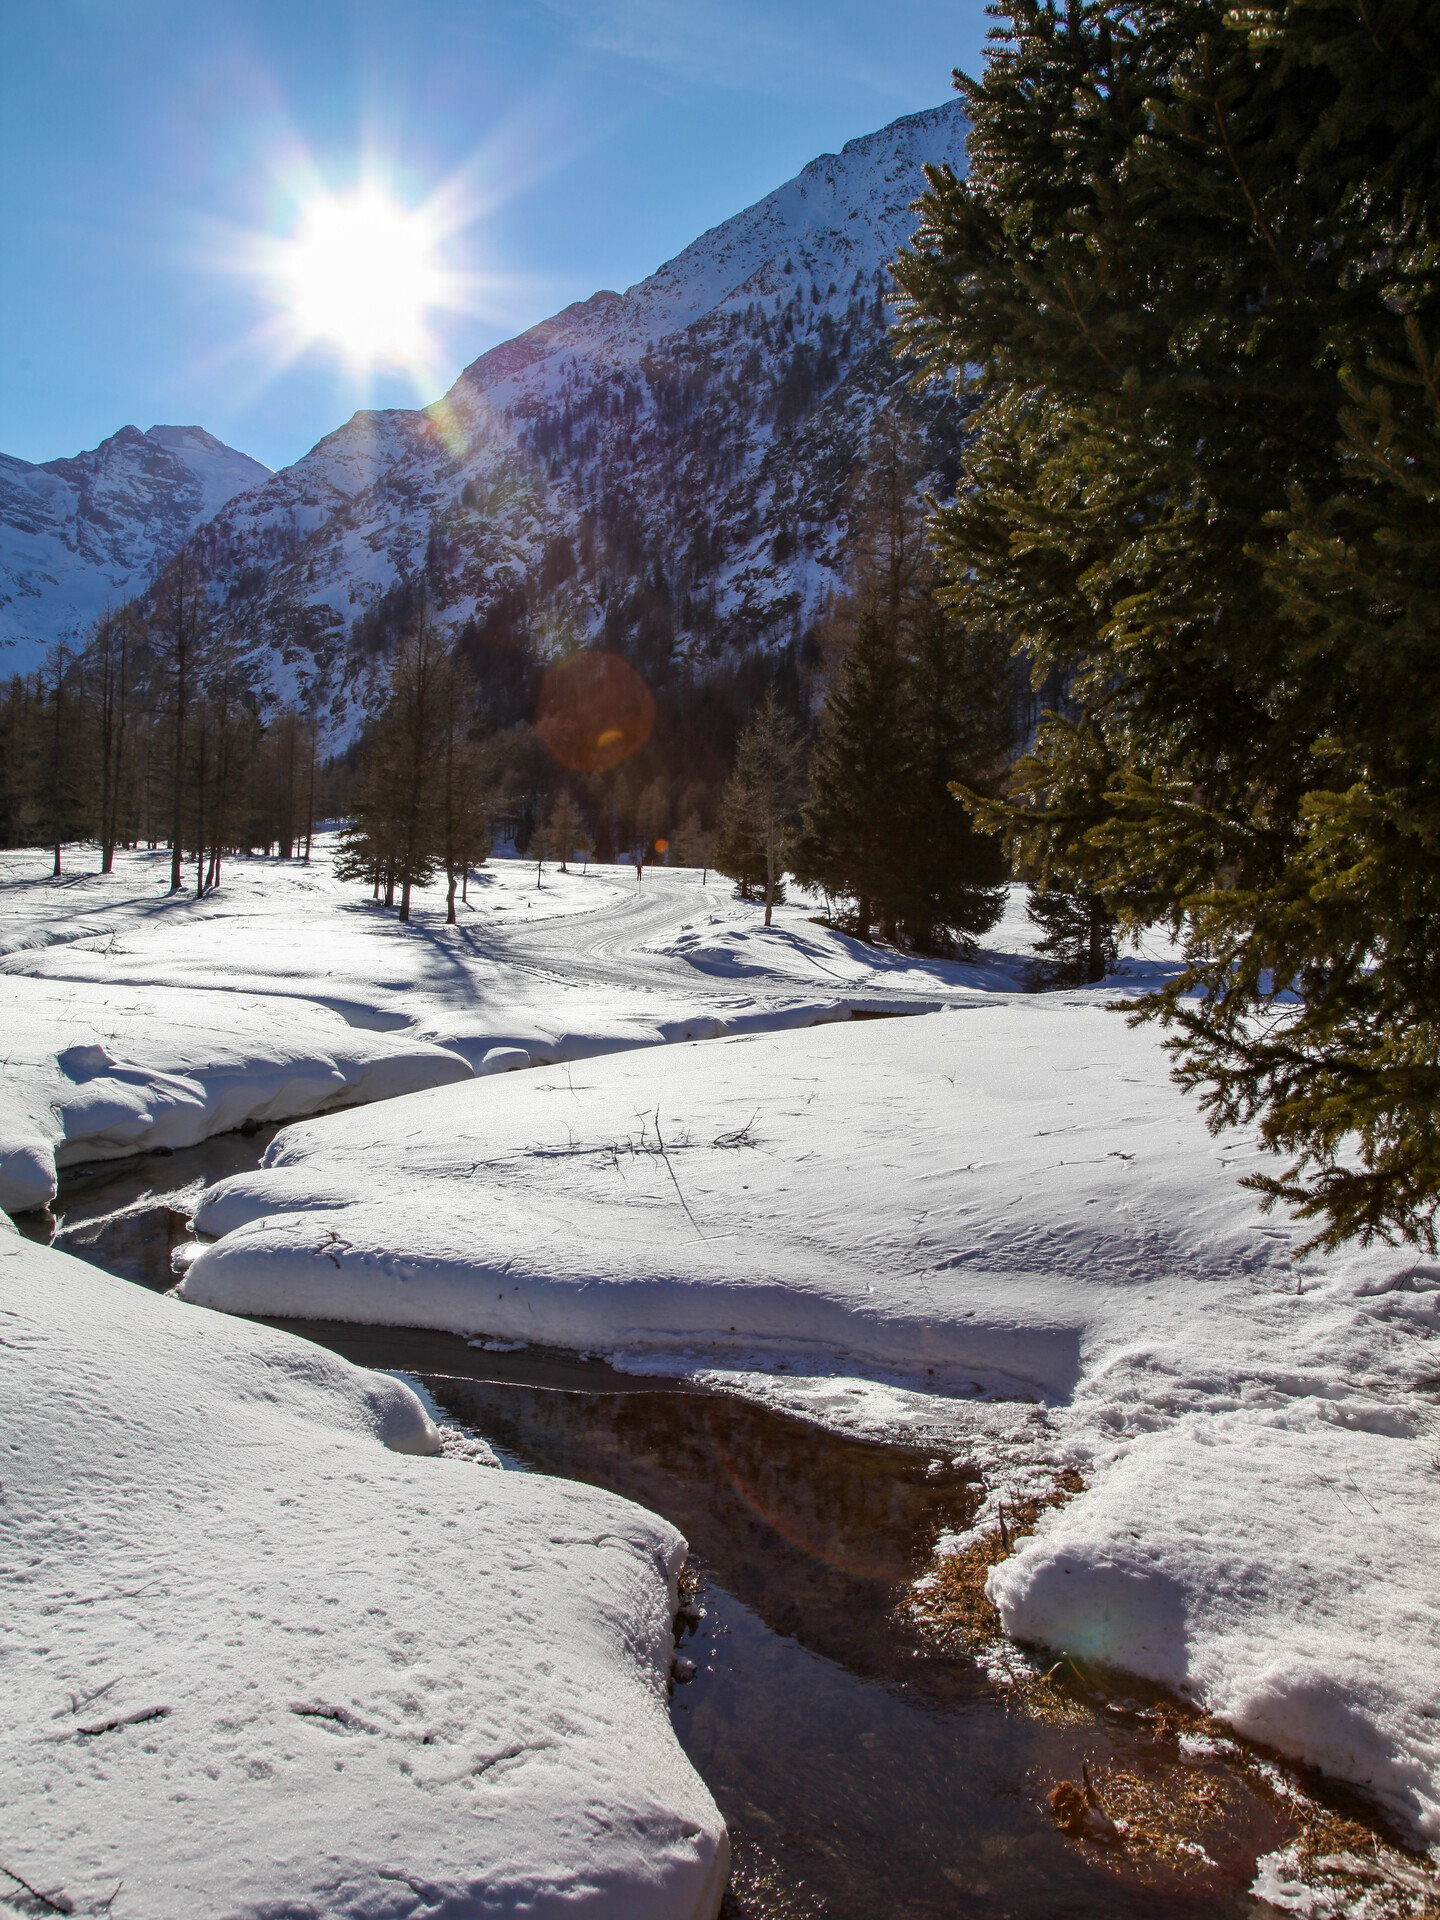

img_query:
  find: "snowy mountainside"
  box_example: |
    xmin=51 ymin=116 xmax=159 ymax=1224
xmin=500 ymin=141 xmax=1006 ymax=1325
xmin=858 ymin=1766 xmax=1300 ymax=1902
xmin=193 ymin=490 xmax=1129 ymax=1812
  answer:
xmin=0 ymin=424 xmax=271 ymax=673
xmin=193 ymin=100 xmax=972 ymax=725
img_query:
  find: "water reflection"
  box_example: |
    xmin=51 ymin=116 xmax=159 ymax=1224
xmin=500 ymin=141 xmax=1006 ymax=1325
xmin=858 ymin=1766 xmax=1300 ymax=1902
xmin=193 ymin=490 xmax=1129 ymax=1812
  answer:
xmin=15 ymin=1125 xmax=284 ymax=1287
xmin=410 ymin=1371 xmax=1287 ymax=1919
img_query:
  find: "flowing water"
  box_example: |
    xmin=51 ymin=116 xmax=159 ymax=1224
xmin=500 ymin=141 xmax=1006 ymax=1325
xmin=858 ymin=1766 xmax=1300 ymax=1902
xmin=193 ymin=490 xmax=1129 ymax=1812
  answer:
xmin=19 ymin=1134 xmax=1341 ymax=1918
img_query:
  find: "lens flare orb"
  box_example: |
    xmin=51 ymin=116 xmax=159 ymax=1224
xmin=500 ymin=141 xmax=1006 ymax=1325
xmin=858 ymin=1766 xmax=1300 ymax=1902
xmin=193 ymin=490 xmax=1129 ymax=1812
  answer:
xmin=536 ymin=653 xmax=655 ymax=773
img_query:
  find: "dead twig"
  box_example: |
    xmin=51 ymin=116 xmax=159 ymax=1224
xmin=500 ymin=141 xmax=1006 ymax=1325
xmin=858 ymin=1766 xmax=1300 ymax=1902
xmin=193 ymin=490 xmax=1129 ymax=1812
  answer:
xmin=653 ymin=1109 xmax=705 ymax=1241
xmin=77 ymin=1705 xmax=169 ymax=1738
xmin=0 ymin=1863 xmax=74 ymax=1914
xmin=315 ymin=1229 xmax=352 ymax=1270
xmin=54 ymin=1678 xmax=120 ymax=1720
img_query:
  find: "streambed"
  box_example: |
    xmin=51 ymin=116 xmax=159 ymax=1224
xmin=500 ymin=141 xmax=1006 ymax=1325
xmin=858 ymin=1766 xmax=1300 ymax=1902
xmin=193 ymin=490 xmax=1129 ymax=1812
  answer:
xmin=18 ymin=1133 xmax=1364 ymax=1919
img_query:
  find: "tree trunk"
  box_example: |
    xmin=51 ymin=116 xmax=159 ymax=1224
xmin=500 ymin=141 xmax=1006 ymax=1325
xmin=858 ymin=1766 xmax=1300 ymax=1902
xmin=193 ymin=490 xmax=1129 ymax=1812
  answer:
xmin=857 ymin=894 xmax=872 ymax=942
xmin=1086 ymin=892 xmax=1108 ymax=984
xmin=104 ymin=628 xmax=126 ymax=875
xmin=399 ymin=877 xmax=412 ymax=922
xmin=194 ymin=716 xmax=206 ymax=898
xmin=446 ymin=864 xmax=457 ymax=924
xmin=50 ymin=651 xmax=64 ymax=878
xmin=169 ymin=577 xmax=187 ymax=893
xmin=279 ymin=714 xmax=296 ymax=859
xmin=98 ymin=628 xmax=114 ymax=877
xmin=210 ymin=683 xmax=229 ymax=893
xmin=304 ymin=719 xmax=317 ymax=861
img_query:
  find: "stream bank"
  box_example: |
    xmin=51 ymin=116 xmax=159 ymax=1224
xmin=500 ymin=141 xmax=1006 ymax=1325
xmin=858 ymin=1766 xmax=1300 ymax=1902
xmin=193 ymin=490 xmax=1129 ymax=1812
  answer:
xmin=16 ymin=1132 xmax=1427 ymax=1919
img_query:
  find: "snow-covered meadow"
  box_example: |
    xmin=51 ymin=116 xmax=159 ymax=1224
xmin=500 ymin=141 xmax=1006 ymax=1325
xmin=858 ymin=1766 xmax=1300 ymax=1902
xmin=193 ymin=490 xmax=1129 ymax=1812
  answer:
xmin=0 ymin=837 xmax=1005 ymax=1215
xmin=3 ymin=838 xmax=1438 ymax=1874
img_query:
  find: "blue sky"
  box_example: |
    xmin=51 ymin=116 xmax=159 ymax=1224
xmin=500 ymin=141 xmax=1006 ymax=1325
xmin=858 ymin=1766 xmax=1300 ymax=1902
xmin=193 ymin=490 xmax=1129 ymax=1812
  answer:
xmin=0 ymin=2 xmax=989 ymax=475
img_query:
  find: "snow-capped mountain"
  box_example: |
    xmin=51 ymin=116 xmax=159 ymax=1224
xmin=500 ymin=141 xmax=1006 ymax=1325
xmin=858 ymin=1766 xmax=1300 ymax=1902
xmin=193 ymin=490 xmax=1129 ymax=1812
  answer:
xmin=190 ymin=99 xmax=971 ymax=724
xmin=0 ymin=424 xmax=271 ymax=673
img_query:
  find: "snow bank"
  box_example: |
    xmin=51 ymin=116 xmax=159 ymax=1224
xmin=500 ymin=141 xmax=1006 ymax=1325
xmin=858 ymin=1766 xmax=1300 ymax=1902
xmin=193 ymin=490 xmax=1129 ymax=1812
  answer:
xmin=987 ymin=1409 xmax=1440 ymax=1847
xmin=0 ymin=973 xmax=472 ymax=1214
xmin=179 ymin=1006 xmax=1440 ymax=1846
xmin=0 ymin=1235 xmax=726 ymax=1918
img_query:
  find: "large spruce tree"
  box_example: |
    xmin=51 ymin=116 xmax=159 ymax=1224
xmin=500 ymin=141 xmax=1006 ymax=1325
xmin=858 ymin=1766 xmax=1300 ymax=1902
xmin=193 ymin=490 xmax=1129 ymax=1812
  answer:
xmin=893 ymin=0 xmax=1440 ymax=1248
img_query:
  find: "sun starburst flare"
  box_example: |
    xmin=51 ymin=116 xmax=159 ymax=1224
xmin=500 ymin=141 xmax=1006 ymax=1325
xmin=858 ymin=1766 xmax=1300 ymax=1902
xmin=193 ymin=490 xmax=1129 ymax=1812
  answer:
xmin=198 ymin=144 xmax=550 ymax=409
xmin=281 ymin=186 xmax=446 ymax=367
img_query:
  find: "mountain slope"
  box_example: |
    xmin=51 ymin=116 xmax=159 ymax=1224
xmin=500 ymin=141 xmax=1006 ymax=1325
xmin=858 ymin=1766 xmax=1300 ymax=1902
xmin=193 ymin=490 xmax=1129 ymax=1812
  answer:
xmin=194 ymin=100 xmax=972 ymax=729
xmin=0 ymin=425 xmax=271 ymax=673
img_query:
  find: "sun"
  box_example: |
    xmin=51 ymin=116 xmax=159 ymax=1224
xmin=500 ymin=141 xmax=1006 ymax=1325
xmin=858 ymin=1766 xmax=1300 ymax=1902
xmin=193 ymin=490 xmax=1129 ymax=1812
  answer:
xmin=281 ymin=186 xmax=445 ymax=367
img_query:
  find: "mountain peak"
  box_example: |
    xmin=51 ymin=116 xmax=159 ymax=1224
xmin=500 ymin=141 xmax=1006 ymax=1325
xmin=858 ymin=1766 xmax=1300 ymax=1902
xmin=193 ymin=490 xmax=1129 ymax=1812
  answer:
xmin=175 ymin=98 xmax=972 ymax=730
xmin=2 ymin=99 xmax=972 ymax=706
xmin=0 ymin=423 xmax=270 ymax=669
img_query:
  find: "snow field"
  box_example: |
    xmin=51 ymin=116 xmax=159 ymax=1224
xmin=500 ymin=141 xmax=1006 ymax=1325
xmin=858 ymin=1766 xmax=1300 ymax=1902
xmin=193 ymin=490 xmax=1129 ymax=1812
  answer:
xmin=12 ymin=842 xmax=1427 ymax=1856
xmin=178 ymin=1005 xmax=1440 ymax=1849
xmin=0 ymin=1224 xmax=727 ymax=1919
xmin=0 ymin=839 xmax=1041 ymax=1215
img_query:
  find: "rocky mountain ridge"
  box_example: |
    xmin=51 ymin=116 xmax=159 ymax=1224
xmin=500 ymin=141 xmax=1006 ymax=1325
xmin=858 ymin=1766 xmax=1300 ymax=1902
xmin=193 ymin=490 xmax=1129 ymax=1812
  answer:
xmin=0 ymin=425 xmax=271 ymax=672
xmin=191 ymin=98 xmax=972 ymax=732
xmin=2 ymin=98 xmax=972 ymax=734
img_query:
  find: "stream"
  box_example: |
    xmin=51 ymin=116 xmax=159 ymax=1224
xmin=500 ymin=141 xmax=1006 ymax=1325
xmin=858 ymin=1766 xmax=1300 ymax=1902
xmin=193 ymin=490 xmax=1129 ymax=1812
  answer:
xmin=19 ymin=1131 xmax=1328 ymax=1918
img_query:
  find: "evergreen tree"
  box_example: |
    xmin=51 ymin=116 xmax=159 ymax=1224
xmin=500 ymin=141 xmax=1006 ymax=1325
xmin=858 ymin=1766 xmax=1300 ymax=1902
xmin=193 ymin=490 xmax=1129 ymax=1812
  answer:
xmin=797 ymin=605 xmax=907 ymax=939
xmin=334 ymin=607 xmax=447 ymax=918
xmin=1027 ymin=883 xmax=1118 ymax=987
xmin=727 ymin=691 xmax=805 ymax=926
xmin=713 ymin=772 xmax=767 ymax=903
xmin=892 ymin=602 xmax=1008 ymax=954
xmin=798 ymin=421 xmax=1010 ymax=952
xmin=384 ymin=616 xmax=447 ymax=920
xmin=436 ymin=642 xmax=486 ymax=919
xmin=893 ymin=0 xmax=1440 ymax=1248
xmin=332 ymin=758 xmax=395 ymax=903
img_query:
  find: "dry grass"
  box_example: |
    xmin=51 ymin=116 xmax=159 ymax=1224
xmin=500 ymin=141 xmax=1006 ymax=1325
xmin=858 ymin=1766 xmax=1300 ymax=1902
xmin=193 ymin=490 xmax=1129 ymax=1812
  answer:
xmin=903 ymin=1467 xmax=1085 ymax=1656
xmin=1088 ymin=1760 xmax=1235 ymax=1871
xmin=903 ymin=1468 xmax=1092 ymax=1722
xmin=1281 ymin=1807 xmax=1440 ymax=1918
xmin=903 ymin=1473 xmax=1440 ymax=1907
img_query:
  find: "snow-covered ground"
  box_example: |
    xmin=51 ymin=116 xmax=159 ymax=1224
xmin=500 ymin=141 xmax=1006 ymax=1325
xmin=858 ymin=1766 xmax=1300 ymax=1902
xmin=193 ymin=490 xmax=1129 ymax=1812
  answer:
xmin=0 ymin=838 xmax=1056 ymax=1214
xmin=5 ymin=839 xmax=1436 ymax=1864
xmin=0 ymin=1219 xmax=727 ymax=1918
xmin=177 ymin=1004 xmax=1440 ymax=1854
